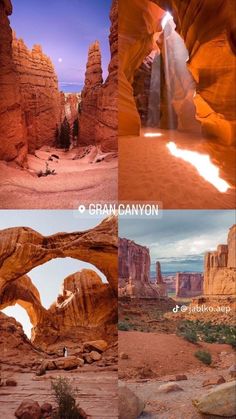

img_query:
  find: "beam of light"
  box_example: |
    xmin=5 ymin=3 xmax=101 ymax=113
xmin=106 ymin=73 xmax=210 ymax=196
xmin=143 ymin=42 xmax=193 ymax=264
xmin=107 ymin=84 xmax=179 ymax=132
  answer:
xmin=161 ymin=12 xmax=173 ymax=29
xmin=58 ymin=57 xmax=63 ymax=63
xmin=144 ymin=133 xmax=163 ymax=138
xmin=166 ymin=142 xmax=231 ymax=193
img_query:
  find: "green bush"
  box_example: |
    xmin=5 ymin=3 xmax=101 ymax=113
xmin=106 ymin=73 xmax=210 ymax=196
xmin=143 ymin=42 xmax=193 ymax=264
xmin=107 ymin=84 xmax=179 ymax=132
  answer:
xmin=51 ymin=377 xmax=83 ymax=419
xmin=118 ymin=321 xmax=131 ymax=331
xmin=181 ymin=329 xmax=198 ymax=344
xmin=194 ymin=350 xmax=212 ymax=365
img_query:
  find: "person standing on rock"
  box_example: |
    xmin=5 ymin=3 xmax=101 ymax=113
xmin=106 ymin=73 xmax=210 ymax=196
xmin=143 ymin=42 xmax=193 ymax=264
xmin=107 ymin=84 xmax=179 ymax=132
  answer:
xmin=63 ymin=346 xmax=68 ymax=357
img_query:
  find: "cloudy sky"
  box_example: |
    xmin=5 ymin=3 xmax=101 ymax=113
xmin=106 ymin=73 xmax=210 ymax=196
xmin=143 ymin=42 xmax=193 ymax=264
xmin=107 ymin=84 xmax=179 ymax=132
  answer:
xmin=119 ymin=210 xmax=235 ymax=275
xmin=0 ymin=210 xmax=105 ymax=337
xmin=11 ymin=0 xmax=111 ymax=92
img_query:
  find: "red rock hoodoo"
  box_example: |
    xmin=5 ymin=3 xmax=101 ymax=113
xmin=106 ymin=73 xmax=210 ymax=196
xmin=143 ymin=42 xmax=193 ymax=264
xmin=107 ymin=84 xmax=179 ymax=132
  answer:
xmin=12 ymin=35 xmax=61 ymax=154
xmin=0 ymin=0 xmax=26 ymax=165
xmin=79 ymin=0 xmax=118 ymax=152
xmin=118 ymin=237 xmax=167 ymax=297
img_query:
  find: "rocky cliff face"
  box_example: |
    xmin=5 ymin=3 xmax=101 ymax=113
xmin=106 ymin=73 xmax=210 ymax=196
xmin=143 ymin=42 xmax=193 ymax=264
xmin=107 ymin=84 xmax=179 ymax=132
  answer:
xmin=0 ymin=0 xmax=26 ymax=165
xmin=119 ymin=0 xmax=236 ymax=144
xmin=204 ymin=225 xmax=236 ymax=295
xmin=33 ymin=269 xmax=117 ymax=348
xmin=176 ymin=273 xmax=203 ymax=298
xmin=79 ymin=0 xmax=118 ymax=152
xmin=12 ymin=34 xmax=61 ymax=153
xmin=118 ymin=238 xmax=167 ymax=297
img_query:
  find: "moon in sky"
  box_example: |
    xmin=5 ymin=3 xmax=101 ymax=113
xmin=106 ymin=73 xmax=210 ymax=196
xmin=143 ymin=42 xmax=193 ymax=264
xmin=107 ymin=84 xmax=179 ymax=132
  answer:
xmin=58 ymin=58 xmax=63 ymax=63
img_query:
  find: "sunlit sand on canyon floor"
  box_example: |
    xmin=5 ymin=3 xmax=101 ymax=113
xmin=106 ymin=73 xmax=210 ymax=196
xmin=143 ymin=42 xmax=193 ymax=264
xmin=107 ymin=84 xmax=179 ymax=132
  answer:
xmin=119 ymin=129 xmax=235 ymax=209
xmin=0 ymin=146 xmax=117 ymax=209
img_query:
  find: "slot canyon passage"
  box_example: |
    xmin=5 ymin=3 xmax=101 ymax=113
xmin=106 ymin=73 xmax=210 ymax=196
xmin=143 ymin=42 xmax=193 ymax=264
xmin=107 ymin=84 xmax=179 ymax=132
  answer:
xmin=0 ymin=0 xmax=118 ymax=209
xmin=0 ymin=216 xmax=118 ymax=418
xmin=118 ymin=218 xmax=236 ymax=419
xmin=118 ymin=0 xmax=236 ymax=209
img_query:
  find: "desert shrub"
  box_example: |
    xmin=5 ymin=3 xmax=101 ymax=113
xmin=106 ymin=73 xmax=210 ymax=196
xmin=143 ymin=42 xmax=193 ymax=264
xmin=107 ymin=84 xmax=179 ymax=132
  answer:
xmin=37 ymin=162 xmax=56 ymax=177
xmin=51 ymin=376 xmax=83 ymax=418
xmin=194 ymin=350 xmax=212 ymax=365
xmin=177 ymin=321 xmax=236 ymax=349
xmin=118 ymin=321 xmax=131 ymax=331
xmin=182 ymin=329 xmax=198 ymax=343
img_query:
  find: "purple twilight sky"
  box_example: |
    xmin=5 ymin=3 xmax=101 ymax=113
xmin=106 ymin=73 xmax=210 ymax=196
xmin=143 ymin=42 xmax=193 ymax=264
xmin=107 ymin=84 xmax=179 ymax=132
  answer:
xmin=10 ymin=0 xmax=111 ymax=92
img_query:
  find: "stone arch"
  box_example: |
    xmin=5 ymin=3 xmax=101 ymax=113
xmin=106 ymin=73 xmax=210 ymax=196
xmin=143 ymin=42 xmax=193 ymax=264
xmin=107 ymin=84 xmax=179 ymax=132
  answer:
xmin=0 ymin=216 xmax=118 ymax=296
xmin=0 ymin=216 xmax=118 ymax=348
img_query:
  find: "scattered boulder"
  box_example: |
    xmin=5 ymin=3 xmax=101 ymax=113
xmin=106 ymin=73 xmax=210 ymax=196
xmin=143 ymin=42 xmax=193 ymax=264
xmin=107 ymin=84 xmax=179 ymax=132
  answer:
xmin=38 ymin=356 xmax=81 ymax=373
xmin=202 ymin=376 xmax=226 ymax=387
xmin=193 ymin=381 xmax=236 ymax=417
xmin=158 ymin=383 xmax=183 ymax=393
xmin=120 ymin=352 xmax=129 ymax=360
xmin=119 ymin=385 xmax=145 ymax=419
xmin=40 ymin=402 xmax=52 ymax=418
xmin=83 ymin=354 xmax=93 ymax=364
xmin=90 ymin=351 xmax=102 ymax=361
xmin=15 ymin=400 xmax=41 ymax=419
xmin=6 ymin=379 xmax=17 ymax=386
xmin=82 ymin=340 xmax=108 ymax=353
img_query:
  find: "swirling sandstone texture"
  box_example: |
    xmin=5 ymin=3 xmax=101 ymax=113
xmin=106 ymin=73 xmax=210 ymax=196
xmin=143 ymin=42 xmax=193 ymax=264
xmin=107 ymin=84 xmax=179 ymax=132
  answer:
xmin=79 ymin=0 xmax=118 ymax=152
xmin=118 ymin=238 xmax=167 ymax=297
xmin=204 ymin=225 xmax=236 ymax=295
xmin=0 ymin=217 xmax=117 ymax=347
xmin=120 ymin=0 xmax=236 ymax=144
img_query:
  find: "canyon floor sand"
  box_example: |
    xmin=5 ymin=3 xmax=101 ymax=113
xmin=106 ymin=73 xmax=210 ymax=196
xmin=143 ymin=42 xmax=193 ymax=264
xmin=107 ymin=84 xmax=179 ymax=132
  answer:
xmin=119 ymin=129 xmax=235 ymax=209
xmin=119 ymin=331 xmax=235 ymax=418
xmin=0 ymin=146 xmax=117 ymax=208
xmin=0 ymin=366 xmax=118 ymax=419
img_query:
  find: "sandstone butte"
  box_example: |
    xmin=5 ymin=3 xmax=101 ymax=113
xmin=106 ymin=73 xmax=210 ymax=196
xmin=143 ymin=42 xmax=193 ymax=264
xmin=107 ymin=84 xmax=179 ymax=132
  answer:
xmin=0 ymin=0 xmax=117 ymax=166
xmin=175 ymin=224 xmax=236 ymax=324
xmin=0 ymin=216 xmax=118 ymax=349
xmin=175 ymin=273 xmax=204 ymax=298
xmin=118 ymin=0 xmax=236 ymax=145
xmin=118 ymin=237 xmax=167 ymax=298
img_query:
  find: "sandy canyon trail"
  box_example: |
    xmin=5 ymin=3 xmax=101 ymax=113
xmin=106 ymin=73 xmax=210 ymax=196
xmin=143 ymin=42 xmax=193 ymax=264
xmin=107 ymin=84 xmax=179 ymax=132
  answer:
xmin=0 ymin=147 xmax=117 ymax=208
xmin=119 ymin=129 xmax=235 ymax=209
xmin=119 ymin=330 xmax=235 ymax=419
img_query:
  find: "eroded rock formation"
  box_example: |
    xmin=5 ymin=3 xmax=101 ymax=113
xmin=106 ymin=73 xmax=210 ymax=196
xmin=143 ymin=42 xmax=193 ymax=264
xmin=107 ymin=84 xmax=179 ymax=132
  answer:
xmin=0 ymin=216 xmax=117 ymax=294
xmin=79 ymin=0 xmax=118 ymax=152
xmin=204 ymin=225 xmax=236 ymax=295
xmin=33 ymin=269 xmax=117 ymax=348
xmin=79 ymin=41 xmax=103 ymax=146
xmin=118 ymin=238 xmax=167 ymax=297
xmin=0 ymin=311 xmax=40 ymax=364
xmin=0 ymin=0 xmax=26 ymax=165
xmin=0 ymin=217 xmax=118 ymax=348
xmin=176 ymin=273 xmax=203 ymax=298
xmin=119 ymin=0 xmax=236 ymax=144
xmin=12 ymin=34 xmax=61 ymax=153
